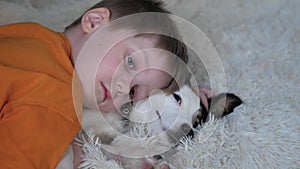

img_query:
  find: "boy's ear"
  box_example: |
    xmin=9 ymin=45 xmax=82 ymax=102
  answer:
xmin=81 ymin=7 xmax=110 ymax=33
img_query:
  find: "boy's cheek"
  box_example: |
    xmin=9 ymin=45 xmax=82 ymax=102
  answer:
xmin=99 ymin=98 xmax=126 ymax=112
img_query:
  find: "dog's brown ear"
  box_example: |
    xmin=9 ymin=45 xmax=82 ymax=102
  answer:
xmin=208 ymin=93 xmax=242 ymax=119
xmin=193 ymin=93 xmax=242 ymax=129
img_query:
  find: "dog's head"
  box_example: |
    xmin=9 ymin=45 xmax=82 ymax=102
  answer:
xmin=95 ymin=85 xmax=242 ymax=167
xmin=127 ymin=85 xmax=242 ymax=143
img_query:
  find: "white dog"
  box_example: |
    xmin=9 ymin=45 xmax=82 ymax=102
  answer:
xmin=57 ymin=85 xmax=242 ymax=169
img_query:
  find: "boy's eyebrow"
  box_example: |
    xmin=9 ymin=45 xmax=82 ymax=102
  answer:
xmin=135 ymin=49 xmax=149 ymax=69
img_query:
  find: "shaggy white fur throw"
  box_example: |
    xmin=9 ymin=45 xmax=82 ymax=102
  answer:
xmin=1 ymin=0 xmax=299 ymax=168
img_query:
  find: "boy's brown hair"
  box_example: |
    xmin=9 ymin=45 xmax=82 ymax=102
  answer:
xmin=66 ymin=0 xmax=191 ymax=94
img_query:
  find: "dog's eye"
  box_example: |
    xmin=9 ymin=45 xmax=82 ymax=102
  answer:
xmin=173 ymin=93 xmax=182 ymax=105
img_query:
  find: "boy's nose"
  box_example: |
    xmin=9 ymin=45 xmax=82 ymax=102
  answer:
xmin=115 ymin=77 xmax=131 ymax=96
xmin=116 ymin=83 xmax=129 ymax=96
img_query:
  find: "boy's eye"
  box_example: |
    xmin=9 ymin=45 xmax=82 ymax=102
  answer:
xmin=127 ymin=55 xmax=135 ymax=71
xmin=129 ymin=86 xmax=135 ymax=99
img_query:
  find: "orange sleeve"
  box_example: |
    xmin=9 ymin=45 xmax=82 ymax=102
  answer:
xmin=0 ymin=23 xmax=82 ymax=169
xmin=0 ymin=65 xmax=81 ymax=169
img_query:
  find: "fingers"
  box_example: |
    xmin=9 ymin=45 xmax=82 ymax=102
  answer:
xmin=157 ymin=162 xmax=171 ymax=169
xmin=199 ymin=87 xmax=213 ymax=110
xmin=142 ymin=156 xmax=171 ymax=169
xmin=192 ymin=86 xmax=213 ymax=110
xmin=142 ymin=161 xmax=155 ymax=169
xmin=198 ymin=87 xmax=213 ymax=98
xmin=71 ymin=141 xmax=83 ymax=168
xmin=142 ymin=161 xmax=171 ymax=169
xmin=198 ymin=92 xmax=209 ymax=110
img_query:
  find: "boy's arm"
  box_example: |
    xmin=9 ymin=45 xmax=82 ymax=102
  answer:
xmin=72 ymin=140 xmax=83 ymax=168
xmin=0 ymin=22 xmax=46 ymax=37
xmin=0 ymin=65 xmax=81 ymax=169
xmin=0 ymin=104 xmax=80 ymax=169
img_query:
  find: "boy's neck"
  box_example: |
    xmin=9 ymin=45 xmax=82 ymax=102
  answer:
xmin=64 ymin=25 xmax=90 ymax=65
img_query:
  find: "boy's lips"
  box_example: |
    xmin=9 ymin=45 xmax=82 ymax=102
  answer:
xmin=100 ymin=82 xmax=111 ymax=102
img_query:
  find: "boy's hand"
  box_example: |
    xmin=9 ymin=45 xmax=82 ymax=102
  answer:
xmin=72 ymin=141 xmax=83 ymax=169
xmin=192 ymin=86 xmax=213 ymax=110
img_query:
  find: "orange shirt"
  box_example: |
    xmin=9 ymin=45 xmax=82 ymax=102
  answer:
xmin=0 ymin=22 xmax=82 ymax=169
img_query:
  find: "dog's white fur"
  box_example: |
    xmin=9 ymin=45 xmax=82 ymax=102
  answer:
xmin=56 ymin=85 xmax=200 ymax=169
xmin=128 ymin=85 xmax=199 ymax=140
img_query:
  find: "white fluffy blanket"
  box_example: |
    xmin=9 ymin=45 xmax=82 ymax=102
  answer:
xmin=1 ymin=0 xmax=299 ymax=168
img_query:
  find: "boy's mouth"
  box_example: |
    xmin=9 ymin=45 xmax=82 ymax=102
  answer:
xmin=100 ymin=82 xmax=111 ymax=102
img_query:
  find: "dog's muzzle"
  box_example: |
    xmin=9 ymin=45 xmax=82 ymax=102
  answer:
xmin=186 ymin=107 xmax=209 ymax=139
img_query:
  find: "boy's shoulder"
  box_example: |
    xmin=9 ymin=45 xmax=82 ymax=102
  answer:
xmin=0 ymin=22 xmax=54 ymax=37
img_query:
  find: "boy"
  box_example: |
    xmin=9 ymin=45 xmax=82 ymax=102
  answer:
xmin=0 ymin=0 xmax=211 ymax=168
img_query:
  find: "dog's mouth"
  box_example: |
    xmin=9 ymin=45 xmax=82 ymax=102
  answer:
xmin=163 ymin=108 xmax=208 ymax=143
xmin=186 ymin=105 xmax=210 ymax=139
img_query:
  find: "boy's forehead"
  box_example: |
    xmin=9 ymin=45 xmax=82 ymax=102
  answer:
xmin=92 ymin=25 xmax=180 ymax=75
xmin=133 ymin=48 xmax=173 ymax=70
xmin=91 ymin=27 xmax=136 ymax=46
xmin=124 ymin=33 xmax=159 ymax=49
xmin=93 ymin=30 xmax=158 ymax=53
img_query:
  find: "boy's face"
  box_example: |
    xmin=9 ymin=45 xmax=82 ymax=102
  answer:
xmin=81 ymin=34 xmax=173 ymax=112
xmin=70 ymin=7 xmax=176 ymax=112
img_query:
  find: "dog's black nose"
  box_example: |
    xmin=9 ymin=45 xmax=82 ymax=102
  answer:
xmin=181 ymin=123 xmax=191 ymax=134
xmin=181 ymin=123 xmax=194 ymax=139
